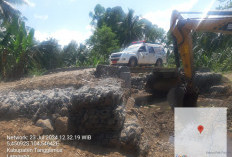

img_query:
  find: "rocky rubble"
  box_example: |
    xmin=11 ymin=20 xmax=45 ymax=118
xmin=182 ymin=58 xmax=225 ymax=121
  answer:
xmin=95 ymin=65 xmax=131 ymax=88
xmin=0 ymin=87 xmax=75 ymax=119
xmin=119 ymin=116 xmax=145 ymax=154
xmin=194 ymin=72 xmax=222 ymax=93
xmin=194 ymin=72 xmax=232 ymax=95
xmin=68 ymin=79 xmax=126 ymax=144
xmin=131 ymin=75 xmax=148 ymax=90
xmin=95 ymin=64 xmax=129 ymax=78
xmin=0 ymin=73 xmax=147 ymax=156
xmin=0 ymin=78 xmax=125 ymax=135
xmin=133 ymin=71 xmax=231 ymax=96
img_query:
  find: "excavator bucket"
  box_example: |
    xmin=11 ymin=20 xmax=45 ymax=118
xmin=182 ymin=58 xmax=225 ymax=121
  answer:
xmin=145 ymin=68 xmax=198 ymax=108
xmin=167 ymin=84 xmax=198 ymax=109
xmin=145 ymin=68 xmax=179 ymax=95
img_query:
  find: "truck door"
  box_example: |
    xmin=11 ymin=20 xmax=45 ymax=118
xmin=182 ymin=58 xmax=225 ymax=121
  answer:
xmin=137 ymin=46 xmax=149 ymax=64
xmin=148 ymin=46 xmax=156 ymax=64
xmin=154 ymin=47 xmax=163 ymax=62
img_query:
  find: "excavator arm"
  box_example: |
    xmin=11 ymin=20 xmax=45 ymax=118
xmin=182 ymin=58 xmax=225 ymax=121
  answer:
xmin=168 ymin=10 xmax=232 ymax=108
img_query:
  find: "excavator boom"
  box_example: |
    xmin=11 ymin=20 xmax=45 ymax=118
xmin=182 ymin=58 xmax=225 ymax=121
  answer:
xmin=167 ymin=10 xmax=232 ymax=108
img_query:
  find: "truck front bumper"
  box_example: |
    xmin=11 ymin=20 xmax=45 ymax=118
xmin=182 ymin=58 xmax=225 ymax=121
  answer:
xmin=110 ymin=57 xmax=128 ymax=65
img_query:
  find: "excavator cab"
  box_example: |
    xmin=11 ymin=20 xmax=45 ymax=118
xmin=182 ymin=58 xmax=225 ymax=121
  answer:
xmin=167 ymin=10 xmax=232 ymax=108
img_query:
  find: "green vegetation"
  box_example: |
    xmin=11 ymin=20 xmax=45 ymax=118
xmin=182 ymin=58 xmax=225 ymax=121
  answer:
xmin=190 ymin=0 xmax=232 ymax=72
xmin=0 ymin=3 xmax=165 ymax=80
xmin=193 ymin=32 xmax=232 ymax=72
xmin=87 ymin=25 xmax=120 ymax=64
xmin=0 ymin=1 xmax=232 ymax=81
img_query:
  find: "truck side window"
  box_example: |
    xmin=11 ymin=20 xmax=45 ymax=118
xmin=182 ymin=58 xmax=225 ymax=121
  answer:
xmin=138 ymin=46 xmax=146 ymax=52
xmin=153 ymin=47 xmax=159 ymax=53
xmin=148 ymin=47 xmax=155 ymax=53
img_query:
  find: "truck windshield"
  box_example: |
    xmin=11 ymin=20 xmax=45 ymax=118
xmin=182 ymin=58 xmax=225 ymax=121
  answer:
xmin=123 ymin=44 xmax=141 ymax=53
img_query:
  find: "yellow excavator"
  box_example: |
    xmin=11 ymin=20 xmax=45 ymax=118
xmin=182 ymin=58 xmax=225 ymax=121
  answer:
xmin=165 ymin=10 xmax=232 ymax=108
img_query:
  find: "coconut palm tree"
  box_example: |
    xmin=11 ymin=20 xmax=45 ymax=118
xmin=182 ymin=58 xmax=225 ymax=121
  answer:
xmin=0 ymin=0 xmax=27 ymax=22
xmin=119 ymin=9 xmax=143 ymax=47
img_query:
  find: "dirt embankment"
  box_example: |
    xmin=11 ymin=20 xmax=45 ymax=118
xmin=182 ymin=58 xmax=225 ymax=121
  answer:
xmin=0 ymin=68 xmax=95 ymax=91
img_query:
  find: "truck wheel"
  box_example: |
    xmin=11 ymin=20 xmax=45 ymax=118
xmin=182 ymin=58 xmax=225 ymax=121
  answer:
xmin=128 ymin=58 xmax=137 ymax=67
xmin=156 ymin=59 xmax=163 ymax=67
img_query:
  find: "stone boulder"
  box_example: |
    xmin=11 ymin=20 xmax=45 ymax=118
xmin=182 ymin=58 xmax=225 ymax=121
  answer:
xmin=0 ymin=104 xmax=10 ymax=118
xmin=59 ymin=107 xmax=69 ymax=116
xmin=55 ymin=117 xmax=69 ymax=135
xmin=35 ymin=119 xmax=54 ymax=134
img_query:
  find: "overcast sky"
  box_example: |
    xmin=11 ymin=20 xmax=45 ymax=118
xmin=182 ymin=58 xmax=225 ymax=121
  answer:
xmin=16 ymin=0 xmax=220 ymax=46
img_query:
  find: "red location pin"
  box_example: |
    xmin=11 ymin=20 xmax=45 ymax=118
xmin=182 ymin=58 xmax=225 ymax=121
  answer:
xmin=198 ymin=125 xmax=204 ymax=134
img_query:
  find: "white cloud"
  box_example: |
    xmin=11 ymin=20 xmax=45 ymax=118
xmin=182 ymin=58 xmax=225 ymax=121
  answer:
xmin=34 ymin=28 xmax=92 ymax=46
xmin=34 ymin=31 xmax=49 ymax=41
xmin=85 ymin=24 xmax=95 ymax=31
xmin=34 ymin=14 xmax=48 ymax=20
xmin=143 ymin=0 xmax=199 ymax=31
xmin=24 ymin=0 xmax=36 ymax=7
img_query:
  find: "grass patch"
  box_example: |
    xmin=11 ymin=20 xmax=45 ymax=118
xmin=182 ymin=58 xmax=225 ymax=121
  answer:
xmin=28 ymin=67 xmax=47 ymax=77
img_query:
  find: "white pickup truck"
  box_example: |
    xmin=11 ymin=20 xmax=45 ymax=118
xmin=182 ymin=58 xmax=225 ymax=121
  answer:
xmin=109 ymin=41 xmax=167 ymax=67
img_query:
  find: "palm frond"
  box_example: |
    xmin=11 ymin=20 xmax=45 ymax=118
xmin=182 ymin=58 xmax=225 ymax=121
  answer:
xmin=0 ymin=1 xmax=21 ymax=21
xmin=4 ymin=0 xmax=27 ymax=5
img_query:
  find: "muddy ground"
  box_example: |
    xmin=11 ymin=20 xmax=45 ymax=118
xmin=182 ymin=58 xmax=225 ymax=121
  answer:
xmin=0 ymin=68 xmax=231 ymax=157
